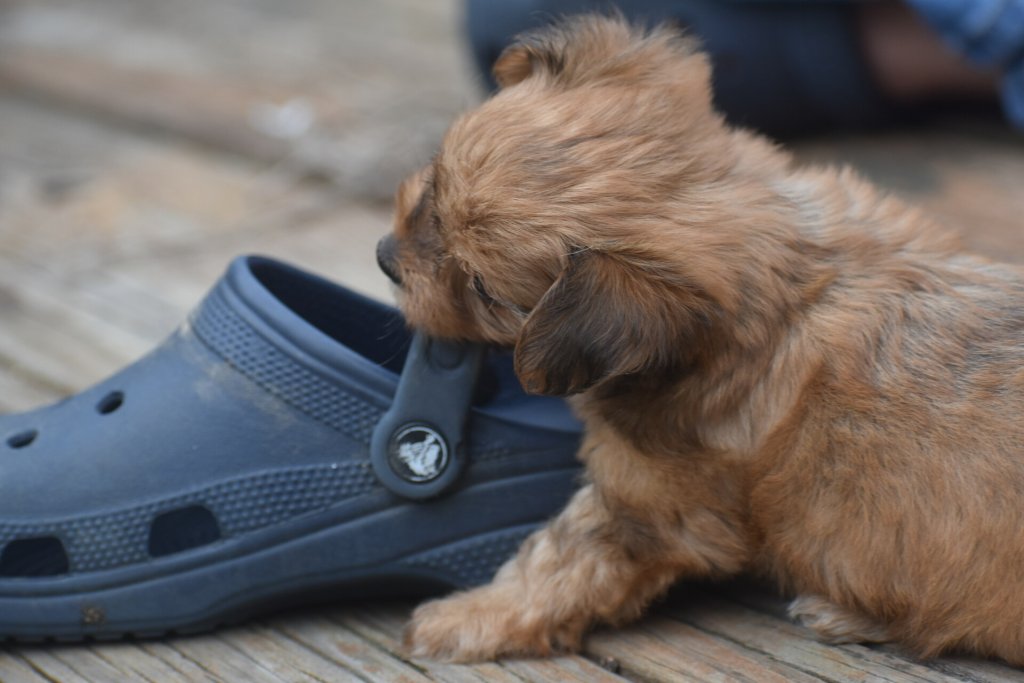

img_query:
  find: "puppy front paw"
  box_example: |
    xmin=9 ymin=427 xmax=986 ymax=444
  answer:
xmin=789 ymin=595 xmax=891 ymax=645
xmin=404 ymin=588 xmax=583 ymax=662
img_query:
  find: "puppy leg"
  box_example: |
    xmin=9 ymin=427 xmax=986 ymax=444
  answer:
xmin=405 ymin=479 xmax=744 ymax=662
xmin=789 ymin=595 xmax=892 ymax=644
xmin=404 ymin=484 xmax=672 ymax=661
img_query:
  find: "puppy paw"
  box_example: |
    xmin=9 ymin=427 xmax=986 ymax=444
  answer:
xmin=789 ymin=595 xmax=891 ymax=645
xmin=404 ymin=588 xmax=583 ymax=662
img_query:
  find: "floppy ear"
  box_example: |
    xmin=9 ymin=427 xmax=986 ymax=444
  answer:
xmin=493 ymin=13 xmax=636 ymax=88
xmin=514 ymin=250 xmax=715 ymax=396
xmin=493 ymin=14 xmax=707 ymax=91
xmin=492 ymin=42 xmax=536 ymax=89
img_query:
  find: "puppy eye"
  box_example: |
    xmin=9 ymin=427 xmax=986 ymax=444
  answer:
xmin=471 ymin=274 xmax=496 ymax=304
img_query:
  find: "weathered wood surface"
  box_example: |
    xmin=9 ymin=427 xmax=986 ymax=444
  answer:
xmin=1 ymin=0 xmax=1024 ymax=681
xmin=0 ymin=0 xmax=478 ymax=201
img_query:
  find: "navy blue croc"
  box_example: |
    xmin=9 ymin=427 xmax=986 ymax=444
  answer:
xmin=0 ymin=255 xmax=582 ymax=641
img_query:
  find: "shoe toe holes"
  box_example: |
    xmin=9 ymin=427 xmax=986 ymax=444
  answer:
xmin=5 ymin=389 xmax=125 ymax=452
xmin=6 ymin=429 xmax=37 ymax=449
xmin=96 ymin=391 xmax=124 ymax=415
xmin=0 ymin=537 xmax=69 ymax=577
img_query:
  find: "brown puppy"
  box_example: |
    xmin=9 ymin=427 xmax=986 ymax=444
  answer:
xmin=379 ymin=15 xmax=1024 ymax=664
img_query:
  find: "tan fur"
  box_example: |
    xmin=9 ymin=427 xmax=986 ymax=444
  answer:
xmin=382 ymin=15 xmax=1024 ymax=664
xmin=788 ymin=595 xmax=892 ymax=644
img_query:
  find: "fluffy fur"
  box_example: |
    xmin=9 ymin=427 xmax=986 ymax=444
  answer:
xmin=379 ymin=15 xmax=1024 ymax=664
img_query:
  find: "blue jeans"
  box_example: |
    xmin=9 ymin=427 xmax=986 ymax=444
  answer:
xmin=909 ymin=0 xmax=1024 ymax=127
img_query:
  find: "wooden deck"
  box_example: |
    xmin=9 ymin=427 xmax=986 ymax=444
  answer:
xmin=1 ymin=0 xmax=1023 ymax=680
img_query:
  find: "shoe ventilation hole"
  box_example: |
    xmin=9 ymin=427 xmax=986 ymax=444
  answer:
xmin=0 ymin=537 xmax=70 ymax=577
xmin=96 ymin=391 xmax=124 ymax=415
xmin=148 ymin=505 xmax=221 ymax=558
xmin=7 ymin=429 xmax=37 ymax=449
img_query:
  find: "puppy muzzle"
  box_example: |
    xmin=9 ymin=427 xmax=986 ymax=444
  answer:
xmin=376 ymin=235 xmax=402 ymax=285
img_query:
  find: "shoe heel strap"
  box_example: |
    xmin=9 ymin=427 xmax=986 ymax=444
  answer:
xmin=370 ymin=332 xmax=484 ymax=500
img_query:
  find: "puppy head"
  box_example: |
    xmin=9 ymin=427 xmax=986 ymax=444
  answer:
xmin=381 ymin=15 xmax=734 ymax=396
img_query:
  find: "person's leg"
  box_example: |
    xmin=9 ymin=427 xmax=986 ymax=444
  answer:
xmin=906 ymin=0 xmax=1024 ymax=127
xmin=859 ymin=2 xmax=998 ymax=105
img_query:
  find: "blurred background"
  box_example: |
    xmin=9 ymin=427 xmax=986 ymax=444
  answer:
xmin=0 ymin=0 xmax=482 ymax=409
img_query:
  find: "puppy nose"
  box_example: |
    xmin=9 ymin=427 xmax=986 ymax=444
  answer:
xmin=376 ymin=235 xmax=402 ymax=285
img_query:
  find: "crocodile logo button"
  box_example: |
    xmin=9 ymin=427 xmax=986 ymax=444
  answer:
xmin=389 ymin=425 xmax=448 ymax=483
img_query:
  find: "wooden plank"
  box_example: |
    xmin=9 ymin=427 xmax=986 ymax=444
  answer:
xmin=166 ymin=634 xmax=292 ymax=683
xmin=84 ymin=642 xmax=215 ymax=683
xmin=0 ymin=97 xmax=335 ymax=267
xmin=0 ymin=0 xmax=475 ymax=201
xmin=0 ymin=654 xmax=56 ymax=683
xmin=587 ymin=612 xmax=824 ymax=683
xmin=0 ymin=362 xmax=63 ymax=413
xmin=0 ymin=51 xmax=294 ymax=172
xmin=103 ymin=202 xmax=397 ymax=311
xmin=661 ymin=589 xmax=972 ymax=683
xmin=0 ymin=202 xmax=396 ymax=401
xmin=220 ymin=622 xmax=366 ymax=683
xmin=19 ymin=648 xmax=131 ymax=683
xmin=0 ymin=269 xmax=157 ymax=389
xmin=0 ymin=162 xmax=392 ymax=384
xmin=136 ymin=642 xmax=221 ymax=683
xmin=333 ymin=605 xmax=517 ymax=683
xmin=4 ymin=651 xmax=92 ymax=683
xmin=0 ymin=261 xmax=183 ymax=349
xmin=0 ymin=95 xmax=392 ymax=395
xmin=276 ymin=612 xmax=435 ymax=683
xmin=501 ymin=655 xmax=629 ymax=683
xmin=716 ymin=581 xmax=1024 ymax=682
xmin=884 ymin=650 xmax=1024 ymax=683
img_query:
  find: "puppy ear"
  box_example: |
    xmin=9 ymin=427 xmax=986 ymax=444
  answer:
xmin=514 ymin=250 xmax=714 ymax=396
xmin=494 ymin=14 xmax=634 ymax=88
xmin=493 ymin=15 xmax=705 ymax=91
xmin=492 ymin=43 xmax=537 ymax=89
xmin=493 ymin=22 xmax=589 ymax=89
